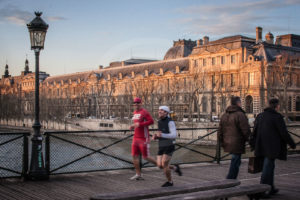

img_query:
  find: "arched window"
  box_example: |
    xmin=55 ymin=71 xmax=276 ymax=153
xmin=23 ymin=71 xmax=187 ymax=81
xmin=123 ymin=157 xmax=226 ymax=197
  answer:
xmin=212 ymin=96 xmax=216 ymax=113
xmin=202 ymin=96 xmax=207 ymax=113
xmin=296 ymin=96 xmax=300 ymax=111
xmin=193 ymin=97 xmax=198 ymax=112
xmin=245 ymin=95 xmax=253 ymax=113
xmin=221 ymin=96 xmax=226 ymax=112
xmin=288 ymin=96 xmax=292 ymax=112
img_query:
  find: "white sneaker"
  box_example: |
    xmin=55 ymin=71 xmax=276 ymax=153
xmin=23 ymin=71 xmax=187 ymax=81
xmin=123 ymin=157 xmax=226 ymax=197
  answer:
xmin=129 ymin=174 xmax=144 ymax=180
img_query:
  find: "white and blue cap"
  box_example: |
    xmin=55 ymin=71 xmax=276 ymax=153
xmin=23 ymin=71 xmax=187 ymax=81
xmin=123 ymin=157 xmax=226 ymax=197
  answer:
xmin=159 ymin=106 xmax=170 ymax=113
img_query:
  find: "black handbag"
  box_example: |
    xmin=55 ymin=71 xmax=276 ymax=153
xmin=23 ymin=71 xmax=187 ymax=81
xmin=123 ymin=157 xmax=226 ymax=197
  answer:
xmin=248 ymin=156 xmax=264 ymax=174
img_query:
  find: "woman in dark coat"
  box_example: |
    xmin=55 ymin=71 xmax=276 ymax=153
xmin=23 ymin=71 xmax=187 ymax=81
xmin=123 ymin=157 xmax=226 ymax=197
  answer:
xmin=251 ymin=98 xmax=296 ymax=197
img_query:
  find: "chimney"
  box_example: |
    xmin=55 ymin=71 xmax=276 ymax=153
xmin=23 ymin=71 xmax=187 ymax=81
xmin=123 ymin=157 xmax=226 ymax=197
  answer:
xmin=197 ymin=39 xmax=203 ymax=47
xmin=175 ymin=66 xmax=180 ymax=73
xmin=145 ymin=70 xmax=149 ymax=77
xmin=203 ymin=36 xmax=209 ymax=45
xmin=265 ymin=32 xmax=274 ymax=44
xmin=119 ymin=73 xmax=122 ymax=79
xmin=160 ymin=68 xmax=164 ymax=75
xmin=256 ymin=27 xmax=262 ymax=43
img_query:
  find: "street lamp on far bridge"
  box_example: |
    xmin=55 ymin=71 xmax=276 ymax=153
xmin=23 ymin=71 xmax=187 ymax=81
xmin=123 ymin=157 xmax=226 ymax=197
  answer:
xmin=27 ymin=11 xmax=49 ymax=180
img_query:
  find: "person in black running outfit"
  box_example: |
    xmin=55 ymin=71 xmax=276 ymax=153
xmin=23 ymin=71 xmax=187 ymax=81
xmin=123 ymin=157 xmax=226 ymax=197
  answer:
xmin=152 ymin=106 xmax=182 ymax=187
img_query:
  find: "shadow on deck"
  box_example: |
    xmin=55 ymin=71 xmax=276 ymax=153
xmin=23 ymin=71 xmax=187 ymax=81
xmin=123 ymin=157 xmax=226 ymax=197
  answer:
xmin=0 ymin=155 xmax=299 ymax=200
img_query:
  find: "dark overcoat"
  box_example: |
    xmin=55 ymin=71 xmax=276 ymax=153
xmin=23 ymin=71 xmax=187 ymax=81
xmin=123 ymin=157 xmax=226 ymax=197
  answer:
xmin=218 ymin=105 xmax=251 ymax=154
xmin=251 ymin=108 xmax=295 ymax=160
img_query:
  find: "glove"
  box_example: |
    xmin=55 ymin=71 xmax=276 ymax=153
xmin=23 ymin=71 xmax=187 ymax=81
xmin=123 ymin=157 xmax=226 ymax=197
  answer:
xmin=290 ymin=143 xmax=296 ymax=149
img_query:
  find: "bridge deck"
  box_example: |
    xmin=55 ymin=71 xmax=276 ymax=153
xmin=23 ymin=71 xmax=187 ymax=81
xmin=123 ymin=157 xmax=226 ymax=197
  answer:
xmin=1 ymin=155 xmax=299 ymax=200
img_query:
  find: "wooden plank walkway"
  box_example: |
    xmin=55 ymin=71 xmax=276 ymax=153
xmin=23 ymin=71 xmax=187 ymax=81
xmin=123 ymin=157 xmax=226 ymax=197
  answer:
xmin=0 ymin=155 xmax=299 ymax=200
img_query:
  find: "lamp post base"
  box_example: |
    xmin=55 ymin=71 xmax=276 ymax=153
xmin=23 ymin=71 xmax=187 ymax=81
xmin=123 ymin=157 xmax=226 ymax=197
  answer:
xmin=28 ymin=124 xmax=49 ymax=181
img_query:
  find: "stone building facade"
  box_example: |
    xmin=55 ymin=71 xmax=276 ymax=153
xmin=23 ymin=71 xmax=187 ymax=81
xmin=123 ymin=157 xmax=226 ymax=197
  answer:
xmin=1 ymin=27 xmax=300 ymax=122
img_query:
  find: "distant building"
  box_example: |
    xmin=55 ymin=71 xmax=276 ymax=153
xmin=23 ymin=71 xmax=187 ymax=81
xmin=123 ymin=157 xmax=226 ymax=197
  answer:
xmin=1 ymin=27 xmax=300 ymax=122
xmin=0 ymin=59 xmax=49 ymax=116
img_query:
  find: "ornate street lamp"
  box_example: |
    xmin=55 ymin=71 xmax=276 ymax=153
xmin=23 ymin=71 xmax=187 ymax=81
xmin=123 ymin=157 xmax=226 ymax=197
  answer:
xmin=27 ymin=12 xmax=48 ymax=180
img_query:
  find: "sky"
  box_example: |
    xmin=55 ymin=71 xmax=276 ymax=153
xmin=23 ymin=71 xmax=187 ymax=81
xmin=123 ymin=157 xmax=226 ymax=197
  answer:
xmin=0 ymin=0 xmax=300 ymax=77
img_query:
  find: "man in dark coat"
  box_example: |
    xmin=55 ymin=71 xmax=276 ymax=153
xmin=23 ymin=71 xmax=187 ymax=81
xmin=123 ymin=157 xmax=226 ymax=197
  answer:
xmin=218 ymin=96 xmax=251 ymax=179
xmin=251 ymin=98 xmax=296 ymax=197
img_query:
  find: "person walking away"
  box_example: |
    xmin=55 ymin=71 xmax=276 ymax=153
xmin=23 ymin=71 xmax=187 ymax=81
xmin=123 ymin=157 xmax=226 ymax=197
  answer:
xmin=218 ymin=96 xmax=251 ymax=179
xmin=129 ymin=97 xmax=157 ymax=180
xmin=251 ymin=98 xmax=296 ymax=198
xmin=152 ymin=106 xmax=182 ymax=187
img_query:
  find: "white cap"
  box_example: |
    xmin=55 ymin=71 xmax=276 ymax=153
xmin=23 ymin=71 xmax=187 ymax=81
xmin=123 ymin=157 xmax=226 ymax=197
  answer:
xmin=159 ymin=106 xmax=170 ymax=113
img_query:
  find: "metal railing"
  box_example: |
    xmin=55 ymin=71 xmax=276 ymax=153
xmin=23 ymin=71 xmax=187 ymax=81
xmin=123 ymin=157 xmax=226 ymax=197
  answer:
xmin=0 ymin=126 xmax=298 ymax=178
xmin=44 ymin=126 xmax=300 ymax=175
xmin=44 ymin=130 xmax=134 ymax=175
xmin=0 ymin=132 xmax=30 ymax=178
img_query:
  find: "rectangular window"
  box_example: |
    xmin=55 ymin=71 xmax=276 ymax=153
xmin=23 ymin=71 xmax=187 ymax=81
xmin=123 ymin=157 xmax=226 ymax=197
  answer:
xmin=231 ymin=74 xmax=235 ymax=86
xmin=221 ymin=56 xmax=225 ymax=64
xmin=231 ymin=55 xmax=235 ymax=64
xmin=248 ymin=72 xmax=254 ymax=86
xmin=221 ymin=74 xmax=224 ymax=88
xmin=212 ymin=57 xmax=216 ymax=66
xmin=212 ymin=75 xmax=215 ymax=88
xmin=203 ymin=58 xmax=207 ymax=66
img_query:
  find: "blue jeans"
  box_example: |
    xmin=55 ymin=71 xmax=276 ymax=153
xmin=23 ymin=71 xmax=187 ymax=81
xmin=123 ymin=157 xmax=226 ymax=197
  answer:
xmin=226 ymin=154 xmax=241 ymax=179
xmin=260 ymin=157 xmax=275 ymax=189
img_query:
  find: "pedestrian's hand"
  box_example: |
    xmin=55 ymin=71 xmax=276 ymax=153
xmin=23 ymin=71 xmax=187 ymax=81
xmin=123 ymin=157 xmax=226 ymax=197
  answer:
xmin=157 ymin=131 xmax=162 ymax=138
xmin=152 ymin=134 xmax=157 ymax=140
xmin=290 ymin=143 xmax=296 ymax=149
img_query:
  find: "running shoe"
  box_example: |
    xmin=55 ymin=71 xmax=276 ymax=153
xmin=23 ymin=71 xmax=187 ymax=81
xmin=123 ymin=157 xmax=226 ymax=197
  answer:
xmin=161 ymin=181 xmax=173 ymax=187
xmin=129 ymin=174 xmax=144 ymax=180
xmin=174 ymin=164 xmax=182 ymax=176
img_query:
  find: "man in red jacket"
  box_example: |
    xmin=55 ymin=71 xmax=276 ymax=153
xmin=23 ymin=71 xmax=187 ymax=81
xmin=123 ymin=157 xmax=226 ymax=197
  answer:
xmin=129 ymin=97 xmax=157 ymax=180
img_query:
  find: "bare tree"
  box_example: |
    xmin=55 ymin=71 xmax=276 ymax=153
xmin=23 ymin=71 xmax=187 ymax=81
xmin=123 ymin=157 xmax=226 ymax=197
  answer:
xmin=103 ymin=78 xmax=116 ymax=119
xmin=270 ymin=54 xmax=300 ymax=121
